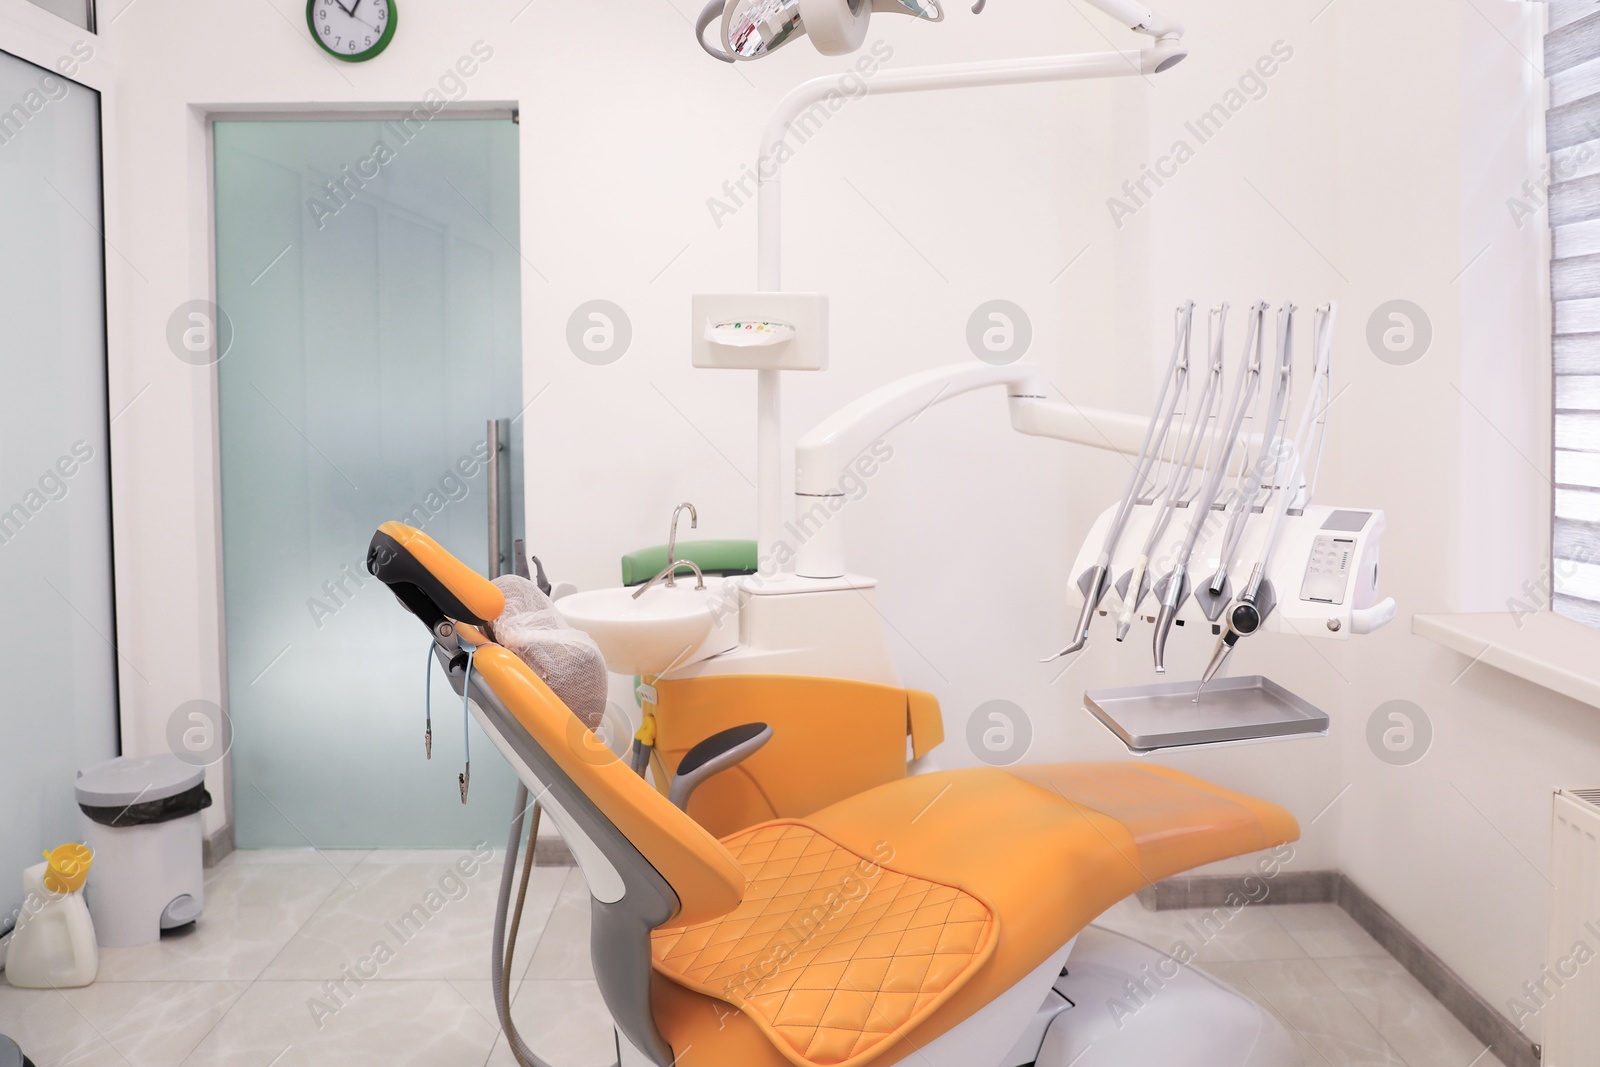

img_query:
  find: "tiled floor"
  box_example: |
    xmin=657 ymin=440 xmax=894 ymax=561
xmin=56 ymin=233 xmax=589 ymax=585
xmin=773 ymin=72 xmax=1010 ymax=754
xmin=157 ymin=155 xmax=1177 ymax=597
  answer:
xmin=0 ymin=850 xmax=1503 ymax=1067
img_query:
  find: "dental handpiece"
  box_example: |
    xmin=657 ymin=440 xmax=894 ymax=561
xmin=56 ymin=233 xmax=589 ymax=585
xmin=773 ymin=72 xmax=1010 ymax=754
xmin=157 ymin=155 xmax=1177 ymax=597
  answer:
xmin=1197 ymin=565 xmax=1266 ymax=698
xmin=1047 ymin=303 xmax=1195 ymax=662
xmin=1200 ymin=305 xmax=1336 ymax=690
xmin=1212 ymin=306 xmax=1294 ymax=596
xmin=1152 ymin=304 xmax=1266 ymax=672
xmin=1116 ymin=307 xmax=1228 ymax=642
xmin=1151 ymin=568 xmax=1189 ymax=674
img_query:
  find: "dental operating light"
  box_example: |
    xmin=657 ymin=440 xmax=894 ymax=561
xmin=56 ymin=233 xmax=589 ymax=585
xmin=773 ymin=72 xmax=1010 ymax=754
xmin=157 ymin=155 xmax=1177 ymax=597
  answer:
xmin=696 ymin=0 xmax=1184 ymax=64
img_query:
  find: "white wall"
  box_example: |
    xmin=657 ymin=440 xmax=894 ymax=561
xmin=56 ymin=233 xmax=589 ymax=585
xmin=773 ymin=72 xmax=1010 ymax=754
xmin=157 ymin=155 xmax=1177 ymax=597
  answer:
xmin=13 ymin=0 xmax=1586 ymax=1035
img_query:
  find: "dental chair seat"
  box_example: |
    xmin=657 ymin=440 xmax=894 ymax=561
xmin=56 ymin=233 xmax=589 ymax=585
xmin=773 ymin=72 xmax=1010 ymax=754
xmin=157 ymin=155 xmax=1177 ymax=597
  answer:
xmin=650 ymin=763 xmax=1297 ymax=1067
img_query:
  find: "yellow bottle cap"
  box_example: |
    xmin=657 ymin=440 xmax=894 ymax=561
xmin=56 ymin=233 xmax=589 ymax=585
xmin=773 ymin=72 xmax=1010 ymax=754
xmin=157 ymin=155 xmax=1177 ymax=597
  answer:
xmin=43 ymin=842 xmax=93 ymax=894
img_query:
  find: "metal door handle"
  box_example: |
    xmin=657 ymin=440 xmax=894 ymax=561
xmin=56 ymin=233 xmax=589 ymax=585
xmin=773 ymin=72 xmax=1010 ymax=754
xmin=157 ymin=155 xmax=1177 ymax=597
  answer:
xmin=486 ymin=418 xmax=509 ymax=578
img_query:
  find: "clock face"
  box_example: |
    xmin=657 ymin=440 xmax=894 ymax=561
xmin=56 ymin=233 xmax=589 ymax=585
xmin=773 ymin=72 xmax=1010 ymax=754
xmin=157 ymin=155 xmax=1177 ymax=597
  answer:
xmin=306 ymin=0 xmax=396 ymax=62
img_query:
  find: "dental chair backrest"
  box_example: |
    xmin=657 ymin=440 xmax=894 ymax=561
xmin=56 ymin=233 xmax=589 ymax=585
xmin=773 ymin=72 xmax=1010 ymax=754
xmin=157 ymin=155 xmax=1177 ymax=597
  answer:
xmin=367 ymin=522 xmax=747 ymax=1065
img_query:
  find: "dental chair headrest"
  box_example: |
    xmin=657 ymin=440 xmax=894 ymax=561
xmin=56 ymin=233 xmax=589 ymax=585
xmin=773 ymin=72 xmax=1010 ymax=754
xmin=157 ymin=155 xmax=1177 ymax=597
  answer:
xmin=487 ymin=574 xmax=609 ymax=730
xmin=368 ymin=521 xmax=506 ymax=628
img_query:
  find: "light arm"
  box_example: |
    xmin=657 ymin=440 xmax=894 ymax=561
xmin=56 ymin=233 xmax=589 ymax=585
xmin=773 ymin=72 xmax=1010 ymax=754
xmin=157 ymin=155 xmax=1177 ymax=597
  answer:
xmin=1081 ymin=0 xmax=1184 ymax=40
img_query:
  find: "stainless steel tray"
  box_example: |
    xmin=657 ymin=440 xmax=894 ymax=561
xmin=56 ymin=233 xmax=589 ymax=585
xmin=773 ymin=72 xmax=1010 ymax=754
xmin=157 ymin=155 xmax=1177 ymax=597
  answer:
xmin=1084 ymin=675 xmax=1329 ymax=753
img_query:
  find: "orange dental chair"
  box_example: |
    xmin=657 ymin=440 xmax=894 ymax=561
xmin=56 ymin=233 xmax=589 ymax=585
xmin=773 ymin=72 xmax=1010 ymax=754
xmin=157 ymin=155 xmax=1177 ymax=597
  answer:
xmin=368 ymin=522 xmax=1304 ymax=1067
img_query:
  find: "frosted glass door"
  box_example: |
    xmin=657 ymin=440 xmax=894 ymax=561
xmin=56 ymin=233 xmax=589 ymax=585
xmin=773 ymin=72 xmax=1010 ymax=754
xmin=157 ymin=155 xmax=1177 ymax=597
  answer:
xmin=214 ymin=119 xmax=523 ymax=848
xmin=0 ymin=50 xmax=118 ymax=920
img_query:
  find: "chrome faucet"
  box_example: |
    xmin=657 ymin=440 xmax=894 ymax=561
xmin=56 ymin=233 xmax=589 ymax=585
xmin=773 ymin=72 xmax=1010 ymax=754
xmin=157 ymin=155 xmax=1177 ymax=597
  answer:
xmin=666 ymin=502 xmax=697 ymax=585
xmin=632 ymin=558 xmax=706 ymax=599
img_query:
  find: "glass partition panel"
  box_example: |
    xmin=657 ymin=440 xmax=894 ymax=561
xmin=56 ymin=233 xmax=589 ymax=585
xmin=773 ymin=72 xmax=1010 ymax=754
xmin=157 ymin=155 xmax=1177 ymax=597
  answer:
xmin=0 ymin=49 xmax=118 ymax=922
xmin=214 ymin=118 xmax=524 ymax=847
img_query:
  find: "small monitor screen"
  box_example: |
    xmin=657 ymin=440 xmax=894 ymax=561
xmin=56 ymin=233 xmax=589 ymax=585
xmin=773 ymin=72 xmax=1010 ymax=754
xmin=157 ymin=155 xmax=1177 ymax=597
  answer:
xmin=1322 ymin=510 xmax=1371 ymax=533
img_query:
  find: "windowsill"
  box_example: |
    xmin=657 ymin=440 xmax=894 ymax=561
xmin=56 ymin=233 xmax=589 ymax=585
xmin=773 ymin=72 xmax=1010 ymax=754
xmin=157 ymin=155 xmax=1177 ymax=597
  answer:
xmin=1413 ymin=611 xmax=1600 ymax=709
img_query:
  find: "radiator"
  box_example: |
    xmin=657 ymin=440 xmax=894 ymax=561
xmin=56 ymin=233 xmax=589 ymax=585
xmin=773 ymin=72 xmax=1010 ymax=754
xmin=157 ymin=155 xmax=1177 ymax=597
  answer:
xmin=1545 ymin=790 xmax=1600 ymax=1066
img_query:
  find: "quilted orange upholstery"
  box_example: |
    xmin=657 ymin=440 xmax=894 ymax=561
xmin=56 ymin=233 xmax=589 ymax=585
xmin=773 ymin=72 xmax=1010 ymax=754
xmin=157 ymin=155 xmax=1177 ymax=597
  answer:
xmin=653 ymin=765 xmax=1299 ymax=1067
xmin=651 ymin=823 xmax=997 ymax=1067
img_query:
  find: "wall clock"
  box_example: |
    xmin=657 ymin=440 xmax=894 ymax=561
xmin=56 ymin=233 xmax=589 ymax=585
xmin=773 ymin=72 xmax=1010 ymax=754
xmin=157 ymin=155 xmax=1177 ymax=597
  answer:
xmin=306 ymin=0 xmax=396 ymax=62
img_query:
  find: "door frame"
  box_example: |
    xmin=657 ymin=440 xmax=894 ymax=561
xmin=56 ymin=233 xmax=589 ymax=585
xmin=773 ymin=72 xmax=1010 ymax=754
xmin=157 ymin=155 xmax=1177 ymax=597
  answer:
xmin=0 ymin=9 xmax=122 ymax=730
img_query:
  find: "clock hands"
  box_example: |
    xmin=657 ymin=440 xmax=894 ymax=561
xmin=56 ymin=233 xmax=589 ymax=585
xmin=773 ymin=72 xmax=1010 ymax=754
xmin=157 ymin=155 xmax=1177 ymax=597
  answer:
xmin=345 ymin=0 xmax=383 ymax=34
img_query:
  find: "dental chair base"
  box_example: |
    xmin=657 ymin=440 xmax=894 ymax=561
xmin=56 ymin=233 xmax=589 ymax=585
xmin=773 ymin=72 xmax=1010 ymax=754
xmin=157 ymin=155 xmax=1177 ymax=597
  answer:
xmin=1023 ymin=926 xmax=1300 ymax=1067
xmin=620 ymin=925 xmax=1300 ymax=1067
xmin=617 ymin=926 xmax=1303 ymax=1067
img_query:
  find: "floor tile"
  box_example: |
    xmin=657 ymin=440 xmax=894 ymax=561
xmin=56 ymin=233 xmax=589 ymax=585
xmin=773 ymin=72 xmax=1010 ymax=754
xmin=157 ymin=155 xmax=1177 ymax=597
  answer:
xmin=260 ymin=856 xmax=563 ymax=982
xmin=181 ymin=978 xmax=499 ymax=1066
xmin=0 ymin=984 xmax=244 ymax=1067
xmin=51 ymin=980 xmax=250 ymax=1066
xmin=521 ymin=867 xmax=592 ymax=981
xmin=3 ymin=849 xmax=1504 ymax=1067
xmin=1204 ymin=957 xmax=1409 ymax=1066
xmin=358 ymin=848 xmax=505 ymax=866
xmin=1318 ymin=955 xmax=1507 ymax=1067
xmin=1178 ymin=960 xmax=1323 ymax=1067
xmin=226 ymin=849 xmax=372 ymax=874
xmin=0 ymin=985 xmax=114 ymax=1067
xmin=1273 ymin=903 xmax=1391 ymax=959
xmin=93 ymin=861 xmax=346 ymax=982
xmin=485 ymin=980 xmax=615 ymax=1067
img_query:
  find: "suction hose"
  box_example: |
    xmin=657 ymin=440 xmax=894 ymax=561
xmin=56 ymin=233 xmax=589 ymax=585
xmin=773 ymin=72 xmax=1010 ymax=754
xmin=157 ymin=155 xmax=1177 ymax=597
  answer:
xmin=494 ymin=785 xmax=603 ymax=1067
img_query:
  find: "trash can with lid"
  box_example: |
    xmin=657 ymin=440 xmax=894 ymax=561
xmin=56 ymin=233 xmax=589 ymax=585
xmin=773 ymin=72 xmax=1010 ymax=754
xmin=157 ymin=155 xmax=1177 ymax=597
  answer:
xmin=75 ymin=754 xmax=211 ymax=948
xmin=0 ymin=1034 xmax=36 ymax=1067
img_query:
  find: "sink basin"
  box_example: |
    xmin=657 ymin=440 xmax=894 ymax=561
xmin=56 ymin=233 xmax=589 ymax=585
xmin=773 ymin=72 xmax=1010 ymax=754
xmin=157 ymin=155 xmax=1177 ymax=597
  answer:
xmin=555 ymin=583 xmax=739 ymax=677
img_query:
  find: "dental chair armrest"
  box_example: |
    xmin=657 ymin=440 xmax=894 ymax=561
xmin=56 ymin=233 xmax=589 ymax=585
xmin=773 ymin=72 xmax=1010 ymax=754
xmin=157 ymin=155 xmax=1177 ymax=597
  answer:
xmin=668 ymin=723 xmax=773 ymax=810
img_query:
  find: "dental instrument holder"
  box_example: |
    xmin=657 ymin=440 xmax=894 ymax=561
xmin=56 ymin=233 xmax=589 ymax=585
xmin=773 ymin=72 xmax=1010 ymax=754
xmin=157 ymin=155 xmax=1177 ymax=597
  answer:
xmin=1063 ymin=301 xmax=1396 ymax=752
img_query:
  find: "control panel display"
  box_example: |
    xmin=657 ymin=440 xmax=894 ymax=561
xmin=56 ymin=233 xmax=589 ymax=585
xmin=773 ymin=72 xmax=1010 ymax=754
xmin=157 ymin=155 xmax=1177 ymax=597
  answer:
xmin=1301 ymin=535 xmax=1355 ymax=604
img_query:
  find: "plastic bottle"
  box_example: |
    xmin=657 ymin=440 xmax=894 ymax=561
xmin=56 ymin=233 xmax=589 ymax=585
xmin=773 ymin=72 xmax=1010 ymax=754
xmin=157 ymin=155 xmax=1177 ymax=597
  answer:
xmin=5 ymin=843 xmax=98 ymax=989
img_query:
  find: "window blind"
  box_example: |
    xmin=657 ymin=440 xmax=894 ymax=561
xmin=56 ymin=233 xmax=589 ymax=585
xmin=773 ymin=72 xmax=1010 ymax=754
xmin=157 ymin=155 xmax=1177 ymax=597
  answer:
xmin=1549 ymin=1 xmax=1600 ymax=626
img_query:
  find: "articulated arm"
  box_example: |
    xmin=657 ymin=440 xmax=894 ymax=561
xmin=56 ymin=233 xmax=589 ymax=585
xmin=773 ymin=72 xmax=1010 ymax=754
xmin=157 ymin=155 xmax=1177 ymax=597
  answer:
xmin=795 ymin=361 xmax=1159 ymax=498
xmin=792 ymin=359 xmax=1266 ymax=580
xmin=794 ymin=362 xmax=1150 ymax=578
xmin=802 ymin=363 xmax=1033 ymax=495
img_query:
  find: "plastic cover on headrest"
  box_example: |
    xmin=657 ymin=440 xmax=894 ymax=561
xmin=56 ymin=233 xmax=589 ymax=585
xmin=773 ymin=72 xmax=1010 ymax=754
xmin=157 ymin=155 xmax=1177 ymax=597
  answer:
xmin=486 ymin=575 xmax=609 ymax=731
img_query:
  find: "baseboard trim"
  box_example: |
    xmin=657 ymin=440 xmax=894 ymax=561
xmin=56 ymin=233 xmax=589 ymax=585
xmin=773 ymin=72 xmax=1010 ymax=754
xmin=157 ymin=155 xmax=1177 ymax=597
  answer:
xmin=1136 ymin=870 xmax=1339 ymax=910
xmin=534 ymin=831 xmax=576 ymax=867
xmin=1334 ymin=876 xmax=1538 ymax=1067
xmin=1140 ymin=871 xmax=1539 ymax=1067
xmin=202 ymin=825 xmax=235 ymax=869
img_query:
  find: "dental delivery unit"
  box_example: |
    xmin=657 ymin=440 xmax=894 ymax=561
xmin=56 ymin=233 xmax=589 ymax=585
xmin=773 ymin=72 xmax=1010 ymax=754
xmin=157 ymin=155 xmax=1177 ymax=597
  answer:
xmin=363 ymin=3 xmax=1393 ymax=1067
